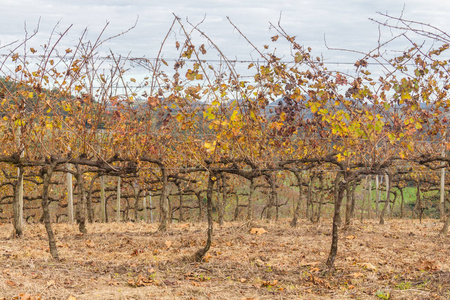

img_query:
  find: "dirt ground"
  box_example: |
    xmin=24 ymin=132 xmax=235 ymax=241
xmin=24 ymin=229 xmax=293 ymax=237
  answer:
xmin=0 ymin=218 xmax=449 ymax=300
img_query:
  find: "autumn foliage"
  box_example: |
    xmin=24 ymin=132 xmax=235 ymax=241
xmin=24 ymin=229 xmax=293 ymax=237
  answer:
xmin=0 ymin=13 xmax=449 ymax=274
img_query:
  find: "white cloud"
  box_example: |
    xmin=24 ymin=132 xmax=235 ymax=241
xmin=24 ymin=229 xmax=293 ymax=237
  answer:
xmin=1 ymin=0 xmax=450 ymax=77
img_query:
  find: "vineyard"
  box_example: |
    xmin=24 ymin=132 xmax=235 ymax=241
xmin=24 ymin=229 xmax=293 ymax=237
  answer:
xmin=0 ymin=14 xmax=450 ymax=299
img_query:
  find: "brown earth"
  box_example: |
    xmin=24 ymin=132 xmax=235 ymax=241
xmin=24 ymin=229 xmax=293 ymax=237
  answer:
xmin=0 ymin=219 xmax=449 ymax=300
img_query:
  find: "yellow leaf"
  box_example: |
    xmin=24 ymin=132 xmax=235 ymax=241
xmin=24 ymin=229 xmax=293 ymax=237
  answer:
xmin=230 ymin=110 xmax=239 ymax=122
xmin=310 ymin=102 xmax=318 ymax=113
xmin=401 ymin=92 xmax=412 ymax=100
xmin=175 ymin=114 xmax=184 ymax=122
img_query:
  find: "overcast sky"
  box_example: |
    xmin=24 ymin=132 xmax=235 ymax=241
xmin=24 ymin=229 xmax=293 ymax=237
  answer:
xmin=2 ymin=0 xmax=450 ymax=77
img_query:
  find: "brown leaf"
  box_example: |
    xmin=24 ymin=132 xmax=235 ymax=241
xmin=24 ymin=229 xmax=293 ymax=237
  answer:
xmin=203 ymin=253 xmax=212 ymax=262
xmin=349 ymin=272 xmax=364 ymax=279
xmin=416 ymin=259 xmax=439 ymax=271
xmin=127 ymin=278 xmax=136 ymax=287
xmin=6 ymin=280 xmax=17 ymax=287
xmin=131 ymin=248 xmax=144 ymax=256
xmin=67 ymin=296 xmax=77 ymax=300
xmin=46 ymin=280 xmax=55 ymax=287
xmin=85 ymin=240 xmax=95 ymax=248
xmin=358 ymin=262 xmax=377 ymax=271
xmin=165 ymin=240 xmax=172 ymax=249
xmin=18 ymin=294 xmax=41 ymax=300
xmin=346 ymin=235 xmax=357 ymax=240
xmin=250 ymin=228 xmax=267 ymax=235
xmin=261 ymin=279 xmax=278 ymax=287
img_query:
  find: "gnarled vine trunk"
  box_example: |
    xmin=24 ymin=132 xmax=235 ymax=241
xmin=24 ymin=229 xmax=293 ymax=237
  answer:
xmin=326 ymin=171 xmax=347 ymax=269
xmin=12 ymin=166 xmax=24 ymax=237
xmin=75 ymin=164 xmax=87 ymax=234
xmin=158 ymin=166 xmax=170 ymax=232
xmin=194 ymin=172 xmax=215 ymax=261
xmin=290 ymin=170 xmax=303 ymax=227
xmin=40 ymin=163 xmax=59 ymax=260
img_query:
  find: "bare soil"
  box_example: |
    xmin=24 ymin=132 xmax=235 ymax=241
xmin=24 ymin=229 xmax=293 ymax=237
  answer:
xmin=0 ymin=219 xmax=449 ymax=300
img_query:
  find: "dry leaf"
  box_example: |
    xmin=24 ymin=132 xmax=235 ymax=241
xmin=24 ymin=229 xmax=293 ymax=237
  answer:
xmin=165 ymin=240 xmax=172 ymax=249
xmin=349 ymin=272 xmax=364 ymax=278
xmin=128 ymin=275 xmax=154 ymax=287
xmin=46 ymin=280 xmax=55 ymax=287
xmin=85 ymin=240 xmax=95 ymax=248
xmin=203 ymin=253 xmax=212 ymax=262
xmin=416 ymin=259 xmax=439 ymax=271
xmin=6 ymin=280 xmax=17 ymax=287
xmin=17 ymin=294 xmax=41 ymax=300
xmin=346 ymin=235 xmax=357 ymax=240
xmin=345 ymin=256 xmax=355 ymax=262
xmin=261 ymin=279 xmax=278 ymax=287
xmin=358 ymin=262 xmax=377 ymax=271
xmin=131 ymin=248 xmax=144 ymax=256
xmin=191 ymin=281 xmax=203 ymax=287
xmin=250 ymin=228 xmax=267 ymax=235
xmin=67 ymin=296 xmax=77 ymax=300
xmin=240 ymin=278 xmax=247 ymax=283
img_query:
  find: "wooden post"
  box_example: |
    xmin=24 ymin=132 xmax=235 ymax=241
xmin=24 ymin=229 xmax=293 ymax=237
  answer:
xmin=440 ymin=148 xmax=446 ymax=220
xmin=385 ymin=174 xmax=390 ymax=215
xmin=17 ymin=128 xmax=24 ymax=229
xmin=116 ymin=177 xmax=121 ymax=222
xmin=18 ymin=167 xmax=23 ymax=227
xmin=100 ymin=176 xmax=106 ymax=222
xmin=375 ymin=175 xmax=380 ymax=216
xmin=149 ymin=192 xmax=153 ymax=223
xmin=367 ymin=176 xmax=372 ymax=219
xmin=143 ymin=192 xmax=147 ymax=222
xmin=66 ymin=164 xmax=74 ymax=224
